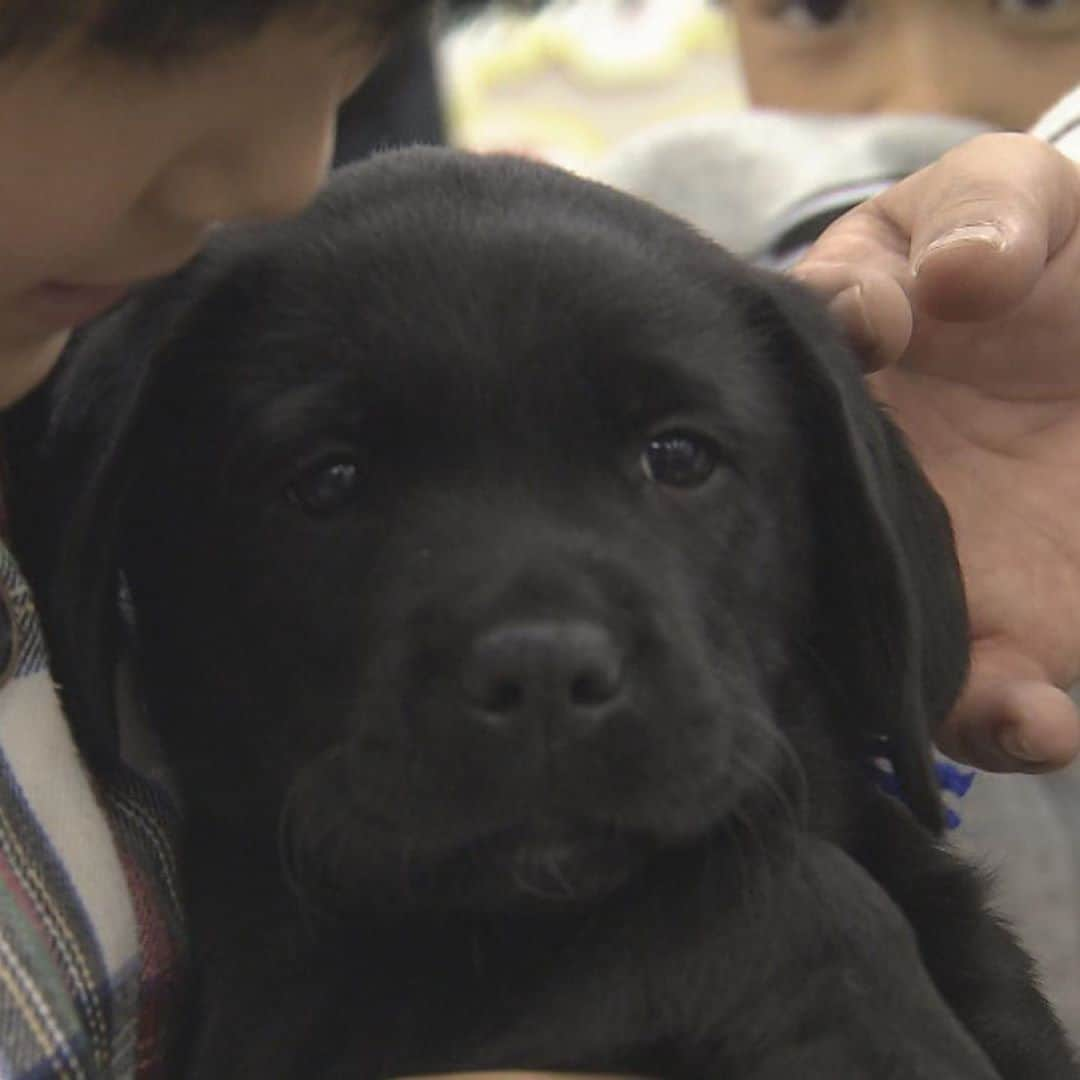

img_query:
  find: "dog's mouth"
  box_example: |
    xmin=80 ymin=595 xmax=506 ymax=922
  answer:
xmin=444 ymin=819 xmax=653 ymax=910
xmin=286 ymin=815 xmax=656 ymax=917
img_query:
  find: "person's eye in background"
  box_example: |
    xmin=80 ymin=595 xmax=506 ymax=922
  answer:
xmin=760 ymin=0 xmax=862 ymax=32
xmin=993 ymin=0 xmax=1080 ymax=35
xmin=758 ymin=0 xmax=1080 ymax=35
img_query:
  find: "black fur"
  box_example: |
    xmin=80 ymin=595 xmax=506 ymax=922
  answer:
xmin=17 ymin=149 xmax=1078 ymax=1078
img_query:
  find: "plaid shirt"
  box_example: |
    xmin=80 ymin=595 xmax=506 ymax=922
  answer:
xmin=0 ymin=537 xmax=186 ymax=1078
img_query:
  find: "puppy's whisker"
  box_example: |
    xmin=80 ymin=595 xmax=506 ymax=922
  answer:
xmin=734 ymin=729 xmax=808 ymax=839
xmin=277 ymin=744 xmax=361 ymax=929
xmin=399 ymin=838 xmax=420 ymax=909
xmin=790 ymin=636 xmax=862 ymax=736
xmin=398 ymin=702 xmax=431 ymax=908
xmin=720 ymin=813 xmax=755 ymax=916
xmin=768 ymin=728 xmax=811 ymax=831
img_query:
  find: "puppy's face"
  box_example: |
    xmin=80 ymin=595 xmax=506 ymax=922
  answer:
xmin=99 ymin=152 xmax=957 ymax=913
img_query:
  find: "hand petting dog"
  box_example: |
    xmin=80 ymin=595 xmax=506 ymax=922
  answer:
xmin=795 ymin=132 xmax=1080 ymax=775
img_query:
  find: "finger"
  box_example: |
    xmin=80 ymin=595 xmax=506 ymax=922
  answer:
xmin=891 ymin=133 xmax=1080 ymax=323
xmin=795 ymin=134 xmax=1080 ymax=349
xmin=938 ymin=645 xmax=1080 ymax=772
xmin=791 ymin=262 xmax=913 ymax=372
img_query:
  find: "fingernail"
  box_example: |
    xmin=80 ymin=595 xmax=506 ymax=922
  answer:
xmin=999 ymin=729 xmax=1046 ymax=764
xmin=827 ymin=284 xmax=875 ymax=357
xmin=913 ymin=223 xmax=1007 ymax=276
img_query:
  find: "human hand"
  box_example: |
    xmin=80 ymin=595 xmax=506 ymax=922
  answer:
xmin=793 ymin=132 xmax=1080 ymax=773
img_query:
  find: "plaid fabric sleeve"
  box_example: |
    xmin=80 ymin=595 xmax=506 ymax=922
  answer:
xmin=0 ymin=540 xmax=186 ymax=1079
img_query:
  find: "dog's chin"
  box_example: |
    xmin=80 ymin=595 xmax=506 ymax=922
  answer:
xmin=351 ymin=820 xmax=657 ymax=915
xmin=462 ymin=820 xmax=655 ymax=911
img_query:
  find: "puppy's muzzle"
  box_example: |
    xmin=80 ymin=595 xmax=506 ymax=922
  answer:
xmin=462 ymin=619 xmax=625 ymax=747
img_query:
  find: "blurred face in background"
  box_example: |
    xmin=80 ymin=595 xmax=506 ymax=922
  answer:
xmin=727 ymin=0 xmax=1080 ymax=130
xmin=0 ymin=17 xmax=378 ymax=406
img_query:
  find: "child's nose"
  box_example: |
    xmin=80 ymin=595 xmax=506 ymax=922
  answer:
xmin=150 ymin=111 xmax=336 ymax=228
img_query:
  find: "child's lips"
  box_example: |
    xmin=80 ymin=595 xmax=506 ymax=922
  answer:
xmin=29 ymin=281 xmax=133 ymax=328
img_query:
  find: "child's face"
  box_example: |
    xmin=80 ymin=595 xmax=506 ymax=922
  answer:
xmin=0 ymin=17 xmax=379 ymax=405
xmin=728 ymin=0 xmax=1080 ymax=131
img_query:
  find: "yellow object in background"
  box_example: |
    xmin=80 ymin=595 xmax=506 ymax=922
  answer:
xmin=440 ymin=0 xmax=745 ymax=175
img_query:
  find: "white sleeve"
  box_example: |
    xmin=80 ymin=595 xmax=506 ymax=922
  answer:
xmin=1030 ymin=86 xmax=1080 ymax=161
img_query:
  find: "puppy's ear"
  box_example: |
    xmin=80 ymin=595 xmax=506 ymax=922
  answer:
xmin=7 ymin=274 xmax=200 ymax=769
xmin=751 ymin=273 xmax=968 ymax=833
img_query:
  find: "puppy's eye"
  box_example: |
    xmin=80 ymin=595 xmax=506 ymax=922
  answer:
xmin=287 ymin=458 xmax=361 ymax=515
xmin=641 ymin=430 xmax=721 ymax=489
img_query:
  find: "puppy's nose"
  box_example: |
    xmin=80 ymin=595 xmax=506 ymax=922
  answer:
xmin=463 ymin=620 xmax=624 ymax=740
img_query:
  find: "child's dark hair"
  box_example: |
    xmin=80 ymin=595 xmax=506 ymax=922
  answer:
xmin=0 ymin=0 xmax=433 ymax=62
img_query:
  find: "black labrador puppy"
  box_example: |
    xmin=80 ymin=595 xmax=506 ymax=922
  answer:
xmin=20 ymin=149 xmax=1078 ymax=1079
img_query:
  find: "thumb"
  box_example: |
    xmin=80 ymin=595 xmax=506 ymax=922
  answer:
xmin=938 ymin=643 xmax=1080 ymax=772
xmin=901 ymin=134 xmax=1080 ymax=322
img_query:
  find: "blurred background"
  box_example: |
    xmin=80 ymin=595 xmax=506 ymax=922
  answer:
xmin=337 ymin=0 xmax=742 ymax=175
xmin=440 ymin=0 xmax=741 ymax=174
